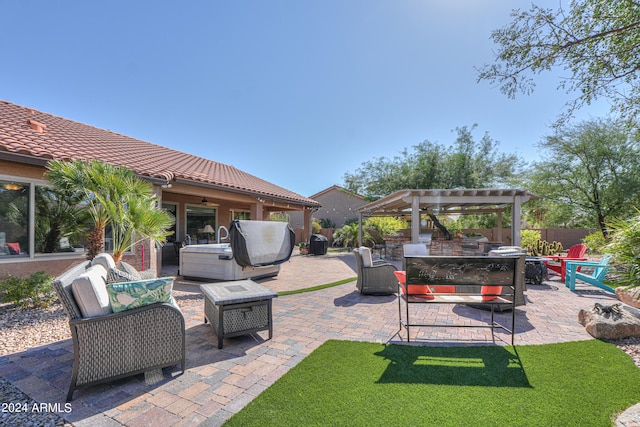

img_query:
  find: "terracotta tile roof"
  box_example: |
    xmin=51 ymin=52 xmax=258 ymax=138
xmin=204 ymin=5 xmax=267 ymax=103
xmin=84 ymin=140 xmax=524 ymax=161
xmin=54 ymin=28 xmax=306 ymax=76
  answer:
xmin=0 ymin=100 xmax=319 ymax=207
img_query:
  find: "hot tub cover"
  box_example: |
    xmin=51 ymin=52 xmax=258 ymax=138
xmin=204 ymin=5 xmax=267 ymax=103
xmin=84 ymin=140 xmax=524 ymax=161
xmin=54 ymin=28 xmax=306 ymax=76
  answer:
xmin=230 ymin=220 xmax=295 ymax=267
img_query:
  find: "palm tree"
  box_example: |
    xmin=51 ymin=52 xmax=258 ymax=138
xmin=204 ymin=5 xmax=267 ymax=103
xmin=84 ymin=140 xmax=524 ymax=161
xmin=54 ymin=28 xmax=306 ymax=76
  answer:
xmin=332 ymin=222 xmax=373 ymax=249
xmin=45 ymin=159 xmax=174 ymax=263
xmin=106 ymin=190 xmax=174 ymax=264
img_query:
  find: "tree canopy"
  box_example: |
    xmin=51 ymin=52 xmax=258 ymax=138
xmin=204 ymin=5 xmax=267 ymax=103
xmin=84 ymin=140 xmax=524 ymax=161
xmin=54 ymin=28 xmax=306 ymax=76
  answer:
xmin=342 ymin=125 xmax=522 ymax=200
xmin=477 ymin=1 xmax=640 ymax=125
xmin=524 ymin=118 xmax=640 ymax=236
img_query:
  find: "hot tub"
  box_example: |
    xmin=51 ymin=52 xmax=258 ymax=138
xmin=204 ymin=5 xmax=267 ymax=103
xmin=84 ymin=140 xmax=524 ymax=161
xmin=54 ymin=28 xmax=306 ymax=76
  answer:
xmin=179 ymin=220 xmax=295 ymax=281
xmin=179 ymin=243 xmax=281 ymax=281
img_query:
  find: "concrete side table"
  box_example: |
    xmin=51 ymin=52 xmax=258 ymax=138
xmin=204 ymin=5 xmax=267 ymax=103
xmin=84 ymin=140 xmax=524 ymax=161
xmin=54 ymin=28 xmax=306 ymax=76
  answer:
xmin=200 ymin=280 xmax=278 ymax=349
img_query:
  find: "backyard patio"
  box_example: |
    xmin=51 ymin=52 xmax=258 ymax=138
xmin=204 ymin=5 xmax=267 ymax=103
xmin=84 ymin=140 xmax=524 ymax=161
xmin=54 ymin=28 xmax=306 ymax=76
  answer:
xmin=0 ymin=249 xmax=628 ymax=426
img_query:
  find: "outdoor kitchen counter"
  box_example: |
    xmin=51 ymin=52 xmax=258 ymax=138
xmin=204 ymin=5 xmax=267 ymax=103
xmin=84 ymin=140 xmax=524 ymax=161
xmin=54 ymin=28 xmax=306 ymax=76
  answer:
xmin=381 ymin=237 xmax=504 ymax=260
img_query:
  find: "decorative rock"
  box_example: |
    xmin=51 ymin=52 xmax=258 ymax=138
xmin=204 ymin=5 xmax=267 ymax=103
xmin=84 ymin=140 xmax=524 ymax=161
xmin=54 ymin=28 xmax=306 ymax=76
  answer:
xmin=617 ymin=286 xmax=640 ymax=309
xmin=578 ymin=303 xmax=640 ymax=340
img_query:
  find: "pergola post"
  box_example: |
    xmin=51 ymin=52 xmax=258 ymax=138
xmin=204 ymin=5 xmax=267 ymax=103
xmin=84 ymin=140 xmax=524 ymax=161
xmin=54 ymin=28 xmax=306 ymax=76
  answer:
xmin=512 ymin=195 xmax=523 ymax=246
xmin=411 ymin=196 xmax=420 ymax=243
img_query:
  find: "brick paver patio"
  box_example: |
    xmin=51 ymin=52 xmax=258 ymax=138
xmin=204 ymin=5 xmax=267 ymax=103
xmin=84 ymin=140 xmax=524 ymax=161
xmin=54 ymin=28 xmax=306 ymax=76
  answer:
xmin=0 ymin=251 xmax=618 ymax=426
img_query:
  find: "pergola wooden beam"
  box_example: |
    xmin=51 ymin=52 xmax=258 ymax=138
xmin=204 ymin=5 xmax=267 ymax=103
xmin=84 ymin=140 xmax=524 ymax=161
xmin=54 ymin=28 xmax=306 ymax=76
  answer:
xmin=357 ymin=188 xmax=538 ymax=247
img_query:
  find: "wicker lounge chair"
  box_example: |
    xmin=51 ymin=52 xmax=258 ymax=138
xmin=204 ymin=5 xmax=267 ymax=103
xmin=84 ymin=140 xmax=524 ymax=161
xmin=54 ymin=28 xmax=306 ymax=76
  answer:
xmin=52 ymin=256 xmax=186 ymax=401
xmin=353 ymin=247 xmax=397 ymax=295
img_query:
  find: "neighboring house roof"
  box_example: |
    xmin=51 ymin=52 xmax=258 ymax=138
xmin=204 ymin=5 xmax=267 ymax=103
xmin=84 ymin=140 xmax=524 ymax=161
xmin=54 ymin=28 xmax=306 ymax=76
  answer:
xmin=0 ymin=100 xmax=319 ymax=207
xmin=310 ymin=184 xmax=367 ymax=201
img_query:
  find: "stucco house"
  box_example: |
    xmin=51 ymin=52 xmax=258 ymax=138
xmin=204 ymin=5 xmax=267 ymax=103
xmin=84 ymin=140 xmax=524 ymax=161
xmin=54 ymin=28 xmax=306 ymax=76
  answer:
xmin=289 ymin=185 xmax=367 ymax=230
xmin=0 ymin=100 xmax=319 ymax=277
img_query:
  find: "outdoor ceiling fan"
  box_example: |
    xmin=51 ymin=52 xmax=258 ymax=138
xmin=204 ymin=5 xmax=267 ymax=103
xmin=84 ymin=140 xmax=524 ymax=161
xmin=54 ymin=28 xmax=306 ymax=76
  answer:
xmin=201 ymin=197 xmax=219 ymax=207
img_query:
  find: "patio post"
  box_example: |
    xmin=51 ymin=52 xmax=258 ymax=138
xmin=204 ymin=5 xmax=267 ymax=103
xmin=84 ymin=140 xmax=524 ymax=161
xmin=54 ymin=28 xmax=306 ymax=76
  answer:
xmin=411 ymin=196 xmax=420 ymax=243
xmin=512 ymin=195 xmax=523 ymax=246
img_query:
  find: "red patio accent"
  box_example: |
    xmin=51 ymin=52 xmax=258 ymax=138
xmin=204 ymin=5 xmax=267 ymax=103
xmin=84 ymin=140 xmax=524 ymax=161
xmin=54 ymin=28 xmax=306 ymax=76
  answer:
xmin=545 ymin=243 xmax=588 ymax=281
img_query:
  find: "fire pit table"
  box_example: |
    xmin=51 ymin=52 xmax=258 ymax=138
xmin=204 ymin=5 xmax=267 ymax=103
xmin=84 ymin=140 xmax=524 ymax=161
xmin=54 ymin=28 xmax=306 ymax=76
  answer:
xmin=525 ymin=257 xmax=549 ymax=286
xmin=200 ymin=280 xmax=278 ymax=349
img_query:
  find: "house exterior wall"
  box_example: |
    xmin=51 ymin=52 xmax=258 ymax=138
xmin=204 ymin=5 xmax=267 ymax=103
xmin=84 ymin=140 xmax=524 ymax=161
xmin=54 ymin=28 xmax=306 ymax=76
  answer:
xmin=0 ymin=161 xmax=158 ymax=277
xmin=0 ymin=162 xmax=309 ymax=278
xmin=290 ymin=186 xmax=366 ymax=229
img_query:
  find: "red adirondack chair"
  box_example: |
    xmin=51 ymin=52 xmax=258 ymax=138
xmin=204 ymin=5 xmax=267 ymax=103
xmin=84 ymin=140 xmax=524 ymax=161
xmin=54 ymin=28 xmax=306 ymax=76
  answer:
xmin=544 ymin=243 xmax=588 ymax=282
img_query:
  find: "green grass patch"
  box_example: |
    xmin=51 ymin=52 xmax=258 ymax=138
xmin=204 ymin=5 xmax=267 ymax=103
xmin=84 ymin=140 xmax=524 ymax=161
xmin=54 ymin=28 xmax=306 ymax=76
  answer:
xmin=277 ymin=277 xmax=356 ymax=296
xmin=225 ymin=339 xmax=640 ymax=426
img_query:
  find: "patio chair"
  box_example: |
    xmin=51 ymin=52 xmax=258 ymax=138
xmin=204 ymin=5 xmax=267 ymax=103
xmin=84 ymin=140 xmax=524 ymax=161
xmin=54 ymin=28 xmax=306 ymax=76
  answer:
xmin=565 ymin=254 xmax=614 ymax=292
xmin=52 ymin=254 xmax=185 ymax=401
xmin=544 ymin=243 xmax=587 ymax=281
xmin=353 ymin=247 xmax=397 ymax=295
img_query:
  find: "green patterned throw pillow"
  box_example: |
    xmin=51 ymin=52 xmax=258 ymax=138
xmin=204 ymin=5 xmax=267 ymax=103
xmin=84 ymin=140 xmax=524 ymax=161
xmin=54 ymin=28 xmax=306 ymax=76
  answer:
xmin=106 ymin=277 xmax=173 ymax=313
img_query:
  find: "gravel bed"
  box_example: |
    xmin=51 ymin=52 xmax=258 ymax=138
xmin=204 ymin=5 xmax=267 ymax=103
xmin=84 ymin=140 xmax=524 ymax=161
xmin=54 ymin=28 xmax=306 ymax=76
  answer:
xmin=1 ymin=293 xmax=639 ymax=426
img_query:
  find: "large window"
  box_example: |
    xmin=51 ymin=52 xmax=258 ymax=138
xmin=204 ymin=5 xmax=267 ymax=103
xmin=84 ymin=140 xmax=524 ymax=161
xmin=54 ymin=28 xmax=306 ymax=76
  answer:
xmin=1 ymin=177 xmax=109 ymax=259
xmin=186 ymin=206 xmax=217 ymax=244
xmin=0 ymin=180 xmax=29 ymax=257
xmin=34 ymin=186 xmax=90 ymax=254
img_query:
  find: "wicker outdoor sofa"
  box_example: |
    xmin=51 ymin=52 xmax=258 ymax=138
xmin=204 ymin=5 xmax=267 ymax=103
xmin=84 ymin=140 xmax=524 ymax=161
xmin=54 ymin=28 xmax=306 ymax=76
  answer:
xmin=52 ymin=254 xmax=186 ymax=401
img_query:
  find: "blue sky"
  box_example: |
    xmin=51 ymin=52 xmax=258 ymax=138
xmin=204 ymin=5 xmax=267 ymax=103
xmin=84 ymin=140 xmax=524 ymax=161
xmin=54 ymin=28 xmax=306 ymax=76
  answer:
xmin=1 ymin=1 xmax=610 ymax=197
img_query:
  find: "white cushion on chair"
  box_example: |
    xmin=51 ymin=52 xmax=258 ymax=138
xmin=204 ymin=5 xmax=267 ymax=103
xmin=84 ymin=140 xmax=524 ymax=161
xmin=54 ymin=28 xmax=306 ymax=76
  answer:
xmin=91 ymin=253 xmax=116 ymax=271
xmin=72 ymin=264 xmax=112 ymax=318
xmin=359 ymin=247 xmax=373 ymax=267
xmin=403 ymin=244 xmax=428 ymax=257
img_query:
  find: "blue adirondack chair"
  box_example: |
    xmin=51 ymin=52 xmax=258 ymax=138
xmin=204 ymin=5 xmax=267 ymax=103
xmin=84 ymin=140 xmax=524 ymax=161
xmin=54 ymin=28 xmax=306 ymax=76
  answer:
xmin=564 ymin=254 xmax=614 ymax=292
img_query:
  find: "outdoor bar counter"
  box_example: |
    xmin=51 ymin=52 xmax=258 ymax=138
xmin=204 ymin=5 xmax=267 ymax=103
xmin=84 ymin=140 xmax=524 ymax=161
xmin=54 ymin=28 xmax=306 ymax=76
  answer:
xmin=381 ymin=235 xmax=502 ymax=260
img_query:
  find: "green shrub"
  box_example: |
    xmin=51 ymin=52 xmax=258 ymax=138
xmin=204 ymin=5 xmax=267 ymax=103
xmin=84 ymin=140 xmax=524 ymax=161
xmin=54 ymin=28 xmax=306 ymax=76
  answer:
xmin=318 ymin=218 xmax=336 ymax=229
xmin=364 ymin=217 xmax=408 ymax=245
xmin=582 ymin=231 xmax=607 ymax=254
xmin=0 ymin=271 xmax=56 ymax=308
xmin=333 ymin=223 xmax=373 ymax=248
xmin=520 ymin=230 xmax=563 ymax=256
xmin=606 ymin=212 xmax=640 ymax=288
xmin=520 ymin=230 xmax=542 ymax=249
xmin=269 ymin=212 xmax=290 ymax=222
xmin=312 ymin=218 xmax=322 ymax=234
xmin=527 ymin=240 xmax=563 ymax=256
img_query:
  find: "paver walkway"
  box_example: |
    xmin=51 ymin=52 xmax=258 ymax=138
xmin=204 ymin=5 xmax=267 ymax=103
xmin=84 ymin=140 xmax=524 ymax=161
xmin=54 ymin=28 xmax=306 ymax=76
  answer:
xmin=0 ymin=251 xmax=618 ymax=426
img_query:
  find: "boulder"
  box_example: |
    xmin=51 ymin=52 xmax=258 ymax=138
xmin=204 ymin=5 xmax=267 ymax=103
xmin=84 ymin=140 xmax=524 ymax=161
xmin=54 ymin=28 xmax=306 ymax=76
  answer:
xmin=616 ymin=286 xmax=640 ymax=309
xmin=578 ymin=303 xmax=640 ymax=340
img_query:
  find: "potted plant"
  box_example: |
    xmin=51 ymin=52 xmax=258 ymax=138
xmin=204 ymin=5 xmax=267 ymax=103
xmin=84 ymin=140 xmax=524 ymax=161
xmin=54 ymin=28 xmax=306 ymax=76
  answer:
xmin=299 ymin=242 xmax=309 ymax=255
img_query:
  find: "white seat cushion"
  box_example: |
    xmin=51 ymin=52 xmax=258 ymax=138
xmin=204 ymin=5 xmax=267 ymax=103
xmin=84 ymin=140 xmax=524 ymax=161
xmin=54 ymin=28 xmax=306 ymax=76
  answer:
xmin=72 ymin=264 xmax=112 ymax=318
xmin=403 ymin=244 xmax=428 ymax=257
xmin=91 ymin=253 xmax=116 ymax=271
xmin=359 ymin=247 xmax=373 ymax=267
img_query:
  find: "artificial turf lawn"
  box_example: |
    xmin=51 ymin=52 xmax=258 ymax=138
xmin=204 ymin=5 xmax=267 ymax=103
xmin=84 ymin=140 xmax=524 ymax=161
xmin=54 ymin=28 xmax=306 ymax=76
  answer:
xmin=224 ymin=339 xmax=640 ymax=426
xmin=276 ymin=277 xmax=357 ymax=296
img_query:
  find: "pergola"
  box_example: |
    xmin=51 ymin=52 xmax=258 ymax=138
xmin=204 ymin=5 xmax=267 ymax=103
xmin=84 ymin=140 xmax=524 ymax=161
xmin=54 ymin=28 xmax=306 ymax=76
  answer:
xmin=357 ymin=188 xmax=538 ymax=246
